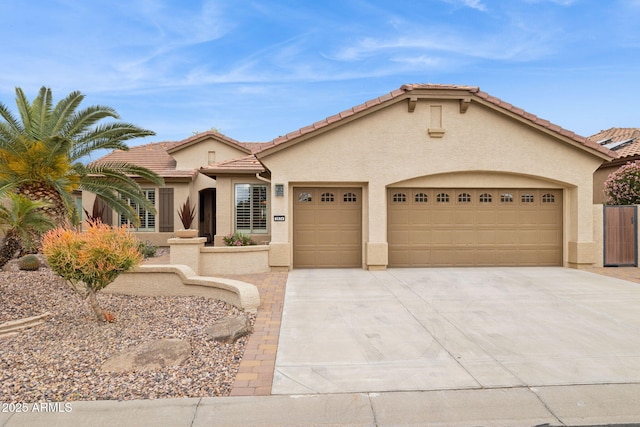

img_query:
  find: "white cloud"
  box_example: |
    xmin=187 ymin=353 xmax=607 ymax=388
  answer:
xmin=441 ymin=0 xmax=488 ymax=11
xmin=523 ymin=0 xmax=576 ymax=5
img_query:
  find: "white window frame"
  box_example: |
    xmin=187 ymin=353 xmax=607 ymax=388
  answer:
xmin=119 ymin=188 xmax=156 ymax=232
xmin=235 ymin=184 xmax=268 ymax=234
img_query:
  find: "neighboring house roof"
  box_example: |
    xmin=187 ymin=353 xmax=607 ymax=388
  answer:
xmin=255 ymin=84 xmax=615 ymax=160
xmin=91 ymin=141 xmax=197 ymax=180
xmin=200 ymin=155 xmax=266 ymax=175
xmin=587 ymin=128 xmax=640 ymax=159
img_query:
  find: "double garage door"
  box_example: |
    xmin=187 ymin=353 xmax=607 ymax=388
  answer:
xmin=388 ymin=188 xmax=563 ymax=267
xmin=293 ymin=187 xmax=562 ymax=268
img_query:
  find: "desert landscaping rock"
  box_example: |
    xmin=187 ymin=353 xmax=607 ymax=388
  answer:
xmin=101 ymin=339 xmax=192 ymax=372
xmin=205 ymin=316 xmax=252 ymax=343
xmin=0 ymin=257 xmax=255 ymax=401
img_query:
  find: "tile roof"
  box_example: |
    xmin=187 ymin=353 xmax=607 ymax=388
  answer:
xmin=587 ymin=128 xmax=640 ymax=158
xmin=200 ymin=155 xmax=265 ymax=174
xmin=256 ymin=84 xmax=615 ymax=159
xmin=166 ymin=130 xmax=268 ymax=154
xmin=91 ymin=141 xmax=197 ymax=180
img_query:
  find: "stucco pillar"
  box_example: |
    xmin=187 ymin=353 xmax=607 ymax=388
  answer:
xmin=567 ymin=186 xmax=596 ymax=268
xmin=267 ymin=180 xmax=291 ymax=269
xmin=366 ymin=183 xmax=388 ymax=270
xmin=168 ymin=237 xmax=206 ymax=274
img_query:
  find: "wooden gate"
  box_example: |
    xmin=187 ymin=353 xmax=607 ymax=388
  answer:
xmin=604 ymin=205 xmax=637 ymax=266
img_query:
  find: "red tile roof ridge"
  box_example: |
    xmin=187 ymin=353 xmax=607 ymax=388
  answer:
xmin=256 ymin=84 xmax=614 ymax=158
xmin=169 ymin=130 xmax=250 ymax=153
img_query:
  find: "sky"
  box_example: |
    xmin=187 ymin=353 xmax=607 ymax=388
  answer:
xmin=1 ymin=0 xmax=639 ymax=156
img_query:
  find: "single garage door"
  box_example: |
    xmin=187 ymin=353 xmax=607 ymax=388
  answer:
xmin=293 ymin=187 xmax=362 ymax=268
xmin=388 ymin=188 xmax=562 ymax=267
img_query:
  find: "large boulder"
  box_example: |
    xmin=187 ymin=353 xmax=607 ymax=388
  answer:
xmin=205 ymin=316 xmax=252 ymax=343
xmin=101 ymin=338 xmax=191 ymax=372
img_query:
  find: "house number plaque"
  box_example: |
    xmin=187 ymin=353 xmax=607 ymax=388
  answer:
xmin=274 ymin=215 xmax=286 ymax=222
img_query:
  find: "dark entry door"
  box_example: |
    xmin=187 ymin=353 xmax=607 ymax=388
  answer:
xmin=604 ymin=205 xmax=637 ymax=266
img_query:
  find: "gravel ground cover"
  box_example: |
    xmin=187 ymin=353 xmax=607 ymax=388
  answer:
xmin=0 ymin=255 xmax=254 ymax=402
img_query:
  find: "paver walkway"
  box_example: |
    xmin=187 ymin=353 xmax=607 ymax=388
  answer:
xmin=143 ymin=253 xmax=288 ymax=396
xmin=227 ymin=272 xmax=288 ymax=396
xmin=584 ymin=266 xmax=640 ymax=284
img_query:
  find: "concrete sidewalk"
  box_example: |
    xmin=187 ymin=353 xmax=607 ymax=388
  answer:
xmin=2 ymin=383 xmax=640 ymax=426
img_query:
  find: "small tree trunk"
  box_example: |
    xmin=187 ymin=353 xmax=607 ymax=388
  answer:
xmin=0 ymin=231 xmax=22 ymax=269
xmin=86 ymin=290 xmax=106 ymax=322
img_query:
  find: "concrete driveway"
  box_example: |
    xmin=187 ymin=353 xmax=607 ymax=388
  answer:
xmin=272 ymin=267 xmax=640 ymax=395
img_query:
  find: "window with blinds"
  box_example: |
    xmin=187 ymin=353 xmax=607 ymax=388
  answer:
xmin=119 ymin=189 xmax=156 ymax=231
xmin=235 ymin=184 xmax=268 ymax=233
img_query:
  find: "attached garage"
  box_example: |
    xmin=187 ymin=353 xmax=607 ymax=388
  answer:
xmin=388 ymin=188 xmax=563 ymax=267
xmin=293 ymin=187 xmax=362 ymax=268
xmin=256 ymin=84 xmax=614 ymax=270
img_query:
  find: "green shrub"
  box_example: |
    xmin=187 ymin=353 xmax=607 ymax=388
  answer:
xmin=223 ymin=232 xmax=256 ymax=246
xmin=18 ymin=254 xmax=40 ymax=271
xmin=604 ymin=161 xmax=640 ymax=205
xmin=137 ymin=240 xmax=157 ymax=258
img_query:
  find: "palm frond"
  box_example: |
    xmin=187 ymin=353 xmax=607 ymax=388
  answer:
xmin=85 ymin=161 xmax=164 ymax=187
xmin=14 ymin=87 xmax=34 ymax=136
xmin=30 ymin=86 xmax=53 ymax=141
xmin=0 ymin=103 xmax=23 ymax=136
xmin=62 ymin=105 xmax=120 ymax=138
xmin=49 ymin=90 xmax=84 ymax=136
xmin=76 ymin=122 xmax=155 ymax=147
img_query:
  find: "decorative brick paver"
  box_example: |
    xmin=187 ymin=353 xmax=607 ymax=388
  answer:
xmin=585 ymin=266 xmax=640 ymax=284
xmin=226 ymin=272 xmax=288 ymax=396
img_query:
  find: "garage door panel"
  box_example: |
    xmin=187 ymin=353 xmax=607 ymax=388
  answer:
xmin=454 ymin=211 xmax=475 ymax=224
xmin=339 ymin=230 xmax=361 ymax=244
xmin=338 ymin=210 xmax=362 ymax=223
xmin=432 ymin=211 xmax=454 ymax=224
xmin=316 ymin=231 xmax=340 ymax=245
xmin=411 ymin=230 xmax=430 ymax=244
xmin=537 ymin=230 xmax=562 ymax=245
xmin=476 ymin=230 xmax=498 ymax=244
xmin=388 ymin=210 xmax=409 ymax=225
xmin=496 ymin=210 xmax=519 ymax=225
xmin=476 ymin=211 xmax=497 ymax=225
xmin=453 ymin=229 xmax=475 ymax=244
xmin=431 ymin=229 xmax=454 ymax=244
xmin=408 ymin=210 xmax=428 ymax=223
xmin=518 ymin=211 xmax=542 ymax=225
xmin=294 ymin=187 xmax=362 ymax=268
xmin=388 ymin=188 xmax=562 ymax=267
xmin=537 ymin=211 xmax=562 ymax=225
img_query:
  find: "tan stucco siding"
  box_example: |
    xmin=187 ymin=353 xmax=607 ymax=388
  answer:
xmin=82 ymin=181 xmax=196 ymax=246
xmin=213 ymin=174 xmax=271 ymax=246
xmin=262 ymin=98 xmax=605 ymax=268
xmin=171 ymin=137 xmax=249 ymax=170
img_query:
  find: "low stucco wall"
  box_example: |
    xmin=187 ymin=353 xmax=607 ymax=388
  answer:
xmin=200 ymin=245 xmax=270 ymax=276
xmin=105 ymin=264 xmax=260 ymax=313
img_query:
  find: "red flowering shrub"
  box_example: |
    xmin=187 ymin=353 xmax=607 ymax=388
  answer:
xmin=604 ymin=161 xmax=640 ymax=205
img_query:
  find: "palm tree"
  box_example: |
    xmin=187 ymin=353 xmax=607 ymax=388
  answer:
xmin=0 ymin=193 xmax=54 ymax=268
xmin=0 ymin=86 xmax=164 ymax=229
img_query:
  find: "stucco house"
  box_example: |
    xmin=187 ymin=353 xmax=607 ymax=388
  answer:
xmin=84 ymin=84 xmax=615 ymax=270
xmin=590 ymin=128 xmax=640 ymax=204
